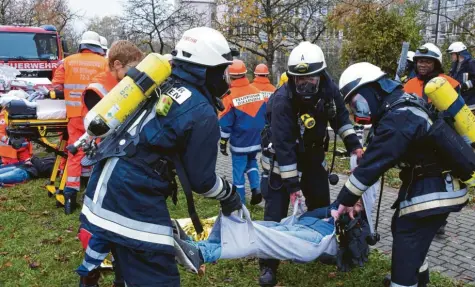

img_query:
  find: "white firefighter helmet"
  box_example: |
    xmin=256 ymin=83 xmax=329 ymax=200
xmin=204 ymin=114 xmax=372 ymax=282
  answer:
xmin=414 ymin=43 xmax=443 ymax=65
xmin=339 ymin=62 xmax=386 ymax=102
xmin=287 ymin=41 xmax=327 ymax=76
xmin=407 ymin=51 xmax=415 ymax=62
xmin=80 ymin=31 xmax=102 ymax=47
xmin=99 ymin=36 xmax=108 ymax=50
xmin=174 ymin=27 xmax=236 ymax=67
xmin=447 ymin=42 xmax=467 ymax=54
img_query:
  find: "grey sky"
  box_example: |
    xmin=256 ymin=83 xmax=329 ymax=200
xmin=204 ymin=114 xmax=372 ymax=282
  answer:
xmin=69 ymin=0 xmax=124 ymax=32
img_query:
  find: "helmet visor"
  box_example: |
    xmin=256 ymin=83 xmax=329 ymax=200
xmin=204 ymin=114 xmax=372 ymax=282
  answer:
xmin=224 ymin=66 xmax=231 ymax=86
xmin=350 ymin=93 xmax=371 ymax=124
xmin=294 ymin=75 xmax=320 ymax=94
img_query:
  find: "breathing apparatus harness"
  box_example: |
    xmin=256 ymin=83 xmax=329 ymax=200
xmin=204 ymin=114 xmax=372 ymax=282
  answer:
xmin=261 ymin=84 xmax=339 ymax=191
xmin=80 ymin=68 xmax=205 ymax=234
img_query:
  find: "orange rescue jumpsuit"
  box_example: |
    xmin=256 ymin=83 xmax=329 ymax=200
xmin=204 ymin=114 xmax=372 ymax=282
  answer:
xmin=52 ymin=50 xmax=107 ymax=193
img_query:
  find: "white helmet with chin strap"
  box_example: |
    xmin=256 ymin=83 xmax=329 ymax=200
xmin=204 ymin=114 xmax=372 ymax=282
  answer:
xmin=447 ymin=42 xmax=467 ymax=54
xmin=413 ymin=43 xmax=443 ymax=66
xmin=174 ymin=27 xmax=237 ymax=67
xmin=173 ymin=27 xmax=239 ymax=102
xmin=339 ymin=62 xmax=386 ymax=102
xmin=287 ymin=41 xmax=326 ymax=101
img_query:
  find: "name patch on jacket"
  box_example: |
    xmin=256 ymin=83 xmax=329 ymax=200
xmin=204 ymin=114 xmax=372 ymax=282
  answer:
xmin=232 ymin=93 xmax=264 ymax=107
xmin=261 ymin=91 xmax=273 ymax=99
xmin=167 ymin=87 xmax=192 ymax=105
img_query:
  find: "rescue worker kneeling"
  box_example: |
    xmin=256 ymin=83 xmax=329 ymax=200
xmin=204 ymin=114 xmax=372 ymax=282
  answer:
xmin=259 ymin=41 xmax=363 ymax=286
xmin=76 ymin=27 xmax=242 ymax=286
xmin=336 ymin=62 xmax=470 ymax=287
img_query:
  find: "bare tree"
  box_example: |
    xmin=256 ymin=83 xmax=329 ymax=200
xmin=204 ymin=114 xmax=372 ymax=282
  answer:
xmin=121 ymin=0 xmax=206 ymax=53
xmin=86 ymin=16 xmax=128 ymax=47
xmin=215 ymin=0 xmax=337 ymax=81
xmin=0 ymin=0 xmax=81 ymax=36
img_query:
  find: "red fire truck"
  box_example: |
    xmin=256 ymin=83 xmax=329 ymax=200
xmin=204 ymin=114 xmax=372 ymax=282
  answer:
xmin=0 ymin=24 xmax=69 ymax=80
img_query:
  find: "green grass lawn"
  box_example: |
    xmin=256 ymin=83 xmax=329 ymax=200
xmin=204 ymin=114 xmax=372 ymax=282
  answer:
xmin=0 ymin=178 xmax=472 ymax=287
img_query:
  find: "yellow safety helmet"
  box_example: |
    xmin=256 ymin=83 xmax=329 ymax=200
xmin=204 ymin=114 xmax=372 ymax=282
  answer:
xmin=278 ymin=72 xmax=288 ymax=88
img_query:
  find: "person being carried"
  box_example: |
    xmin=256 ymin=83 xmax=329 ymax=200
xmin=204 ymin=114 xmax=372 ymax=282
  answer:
xmin=173 ymin=200 xmax=370 ymax=275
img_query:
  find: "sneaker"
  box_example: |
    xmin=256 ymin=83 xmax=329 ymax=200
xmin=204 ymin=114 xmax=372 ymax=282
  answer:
xmin=174 ymin=236 xmax=203 ymax=273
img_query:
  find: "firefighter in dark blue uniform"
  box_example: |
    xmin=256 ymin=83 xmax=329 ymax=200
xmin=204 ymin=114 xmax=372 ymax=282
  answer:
xmin=76 ymin=27 xmax=242 ymax=286
xmin=336 ymin=62 xmax=470 ymax=287
xmin=258 ymin=41 xmax=363 ymax=286
xmin=447 ymin=42 xmax=475 ymax=106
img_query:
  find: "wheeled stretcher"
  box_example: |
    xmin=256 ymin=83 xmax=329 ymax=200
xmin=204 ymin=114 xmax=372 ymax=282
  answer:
xmin=3 ymin=99 xmax=69 ymax=207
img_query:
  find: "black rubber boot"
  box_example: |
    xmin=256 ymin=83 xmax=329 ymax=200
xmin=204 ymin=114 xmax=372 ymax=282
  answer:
xmin=259 ymin=259 xmax=278 ymax=286
xmin=64 ymin=191 xmax=77 ymax=215
xmin=79 ymin=269 xmax=100 ymax=287
xmin=418 ymin=269 xmax=430 ymax=287
xmin=250 ymin=188 xmax=262 ymax=205
xmin=259 ymin=266 xmax=277 ymax=287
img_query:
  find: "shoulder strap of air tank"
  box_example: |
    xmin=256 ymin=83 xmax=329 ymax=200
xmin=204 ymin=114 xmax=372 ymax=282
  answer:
xmin=385 ymin=93 xmax=434 ymax=118
xmin=126 ymin=67 xmax=156 ymax=93
xmin=171 ymin=154 xmax=204 ymax=234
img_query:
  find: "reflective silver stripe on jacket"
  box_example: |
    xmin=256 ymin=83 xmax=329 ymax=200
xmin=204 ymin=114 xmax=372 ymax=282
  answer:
xmin=344 ymin=174 xmax=370 ymax=197
xmin=81 ymin=156 xmax=174 ymax=246
xmin=88 ymin=83 xmax=109 ymax=96
xmin=64 ymin=83 xmax=87 ymax=90
xmin=398 ymin=188 xmax=468 ymax=216
xmin=261 ymin=155 xmax=298 ymax=179
xmin=337 ymin=124 xmax=356 ymax=140
xmin=230 ymin=144 xmax=261 ymax=153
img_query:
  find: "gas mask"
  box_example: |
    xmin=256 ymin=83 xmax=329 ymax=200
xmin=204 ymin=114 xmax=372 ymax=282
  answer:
xmin=349 ymin=93 xmax=371 ymax=125
xmin=291 ymin=74 xmax=321 ymax=103
xmin=206 ymin=65 xmax=231 ymax=111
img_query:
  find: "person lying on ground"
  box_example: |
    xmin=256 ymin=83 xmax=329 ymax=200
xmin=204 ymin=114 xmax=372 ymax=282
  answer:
xmin=173 ymin=200 xmax=369 ymax=273
xmin=0 ymin=155 xmax=55 ymax=186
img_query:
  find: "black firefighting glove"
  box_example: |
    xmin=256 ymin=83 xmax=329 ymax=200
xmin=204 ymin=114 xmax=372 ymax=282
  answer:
xmin=462 ymin=81 xmax=473 ymax=92
xmin=220 ymin=138 xmax=229 ymax=156
xmin=220 ymin=182 xmax=242 ymax=216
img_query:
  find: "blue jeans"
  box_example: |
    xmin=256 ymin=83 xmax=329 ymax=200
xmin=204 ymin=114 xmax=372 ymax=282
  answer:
xmin=231 ymin=151 xmax=260 ymax=204
xmin=0 ymin=166 xmax=30 ymax=185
